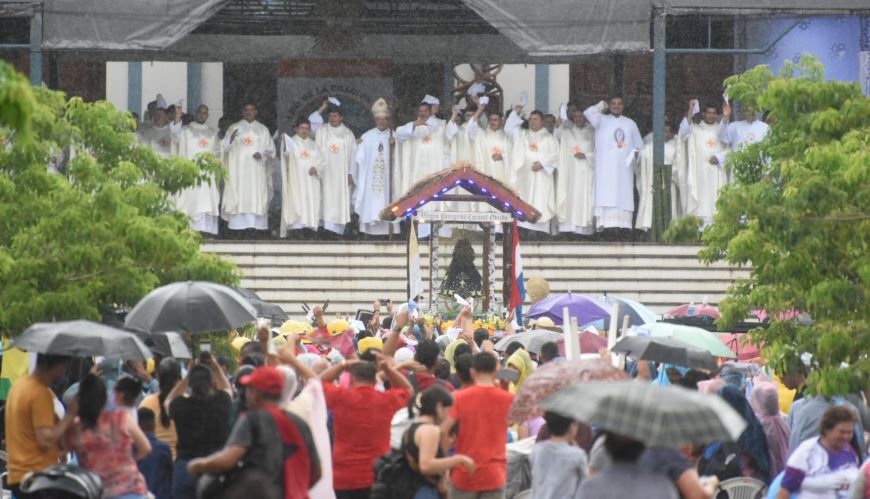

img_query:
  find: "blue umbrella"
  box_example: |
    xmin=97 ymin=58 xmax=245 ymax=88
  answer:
xmin=526 ymin=292 xmax=610 ymax=326
xmin=583 ymin=295 xmax=659 ymax=330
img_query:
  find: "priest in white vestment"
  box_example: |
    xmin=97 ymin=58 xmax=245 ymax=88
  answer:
xmin=555 ymin=109 xmax=596 ymax=234
xmin=279 ymin=118 xmax=325 ymax=236
xmin=308 ymin=100 xmax=357 ymax=235
xmin=446 ymin=106 xmax=477 ymax=164
xmin=395 ymin=102 xmax=448 ymax=197
xmin=636 ymin=125 xmax=679 ymax=231
xmin=584 ymin=98 xmax=643 ymax=230
xmin=221 ymin=104 xmax=275 ymax=231
xmin=467 ymin=109 xmax=513 ymax=184
xmin=351 ymin=98 xmax=394 ymax=236
xmin=139 ymin=108 xmax=171 ymax=158
xmin=719 ymin=103 xmax=770 ymax=156
xmin=679 ymin=100 xmax=730 ymax=225
xmin=505 ymin=106 xmax=559 ymax=232
xmin=169 ymin=105 xmax=221 ymax=234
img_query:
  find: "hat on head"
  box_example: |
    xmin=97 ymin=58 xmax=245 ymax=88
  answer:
xmin=156 ymin=93 xmax=167 ymax=109
xmin=371 ymin=98 xmax=390 ymax=118
xmin=530 ymin=316 xmax=557 ymax=330
xmin=358 ymin=336 xmax=384 ymax=356
xmin=239 ymin=365 xmax=284 ymax=396
xmin=394 ymin=347 xmax=414 ymax=364
xmin=421 ymin=95 xmax=440 ymax=106
xmin=231 ymin=336 xmax=252 ymax=351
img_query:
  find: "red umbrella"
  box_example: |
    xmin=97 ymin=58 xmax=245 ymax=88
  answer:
xmin=556 ymin=331 xmax=608 ymax=356
xmin=719 ymin=333 xmax=761 ymax=361
xmin=509 ymin=359 xmax=628 ymax=423
xmin=665 ymin=303 xmax=720 ymax=319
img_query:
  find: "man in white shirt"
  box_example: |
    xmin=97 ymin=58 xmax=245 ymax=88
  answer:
xmin=221 ymin=103 xmax=275 ymax=231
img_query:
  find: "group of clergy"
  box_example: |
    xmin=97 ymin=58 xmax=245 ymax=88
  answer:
xmin=136 ymin=89 xmax=769 ymax=237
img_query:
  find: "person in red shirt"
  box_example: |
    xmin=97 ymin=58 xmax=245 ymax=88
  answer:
xmin=321 ymin=353 xmax=412 ymax=499
xmin=442 ymin=352 xmax=514 ymax=499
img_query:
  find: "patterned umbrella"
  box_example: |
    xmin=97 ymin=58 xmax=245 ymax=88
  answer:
xmin=508 ymin=359 xmax=628 ymax=423
xmin=540 ymin=381 xmax=747 ymax=446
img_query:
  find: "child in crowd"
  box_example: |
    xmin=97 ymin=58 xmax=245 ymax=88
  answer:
xmin=530 ymin=411 xmax=588 ymax=499
xmin=137 ymin=408 xmax=173 ymax=499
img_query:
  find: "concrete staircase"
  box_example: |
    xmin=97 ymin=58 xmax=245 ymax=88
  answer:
xmin=201 ymin=240 xmax=749 ymax=318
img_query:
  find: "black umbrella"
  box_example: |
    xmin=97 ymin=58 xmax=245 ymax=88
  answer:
xmin=14 ymin=320 xmax=152 ymax=362
xmin=144 ymin=332 xmax=192 ymax=359
xmin=124 ymin=281 xmax=257 ymax=335
xmin=612 ymin=335 xmax=718 ymax=370
xmin=238 ymin=288 xmax=288 ymax=326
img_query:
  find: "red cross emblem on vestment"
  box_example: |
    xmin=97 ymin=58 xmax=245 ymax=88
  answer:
xmin=529 ymin=143 xmax=538 ymax=152
xmin=243 ymin=136 xmax=254 ymax=146
xmin=705 ymin=139 xmax=717 ymax=149
xmin=573 ymin=145 xmax=582 ymax=154
xmin=301 ymin=150 xmax=311 ymax=159
xmin=422 ymin=135 xmax=432 ymax=144
xmin=492 ymin=146 xmax=502 ymax=155
xmin=199 ymin=138 xmax=210 ymax=148
xmin=329 ymin=143 xmax=339 ymax=153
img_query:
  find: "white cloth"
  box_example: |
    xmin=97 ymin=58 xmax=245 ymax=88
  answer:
xmin=719 ymin=119 xmax=770 ymax=153
xmin=584 ymin=102 xmax=643 ymax=229
xmin=635 ymin=138 xmax=678 ymax=231
xmin=394 ymin=118 xmax=448 ymax=198
xmin=279 ymin=133 xmax=324 ymax=234
xmin=555 ymin=122 xmax=596 ymax=234
xmin=170 ymin=121 xmax=221 ymax=234
xmin=220 ymin=119 xmax=275 ymax=229
xmin=679 ymin=119 xmax=729 ymax=225
xmin=505 ymin=112 xmax=558 ymax=232
xmin=468 ymin=120 xmax=513 ymax=184
xmin=140 ymin=124 xmax=172 ymax=158
xmin=352 ymin=127 xmax=394 ymax=235
xmin=309 ymin=112 xmax=357 ymax=234
xmin=783 ymin=437 xmax=858 ymax=499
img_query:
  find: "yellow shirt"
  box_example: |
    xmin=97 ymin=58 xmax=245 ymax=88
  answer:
xmin=5 ymin=375 xmax=60 ymax=484
xmin=139 ymin=393 xmax=178 ymax=459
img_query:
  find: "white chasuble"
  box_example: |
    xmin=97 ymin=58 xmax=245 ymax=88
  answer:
xmin=555 ymin=122 xmax=596 ymax=234
xmin=352 ymin=128 xmax=393 ymax=235
xmin=280 ymin=134 xmax=324 ymax=235
xmin=221 ymin=119 xmax=275 ymax=230
xmin=170 ymin=121 xmax=221 ymax=234
xmin=680 ymin=120 xmax=730 ymax=225
xmin=635 ymin=138 xmax=679 ymax=231
xmin=505 ymin=112 xmax=558 ymax=232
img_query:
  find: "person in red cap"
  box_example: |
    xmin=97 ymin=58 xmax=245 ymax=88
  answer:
xmin=320 ymin=352 xmax=412 ymax=499
xmin=187 ymin=365 xmax=321 ymax=499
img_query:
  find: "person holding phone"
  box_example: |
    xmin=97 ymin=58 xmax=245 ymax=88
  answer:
xmin=163 ymin=354 xmax=233 ymax=499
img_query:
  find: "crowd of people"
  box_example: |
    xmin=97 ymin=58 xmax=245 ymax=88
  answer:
xmin=135 ymin=89 xmax=770 ymax=239
xmin=11 ymin=297 xmax=867 ymax=499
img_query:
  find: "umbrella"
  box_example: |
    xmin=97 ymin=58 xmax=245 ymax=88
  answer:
xmin=555 ymin=330 xmax=608 ymax=356
xmin=509 ymin=359 xmax=628 ymax=423
xmin=145 ymin=332 xmax=192 ymax=359
xmin=526 ymin=292 xmax=610 ymax=326
xmin=125 ymin=281 xmax=257 ymax=335
xmin=237 ymin=288 xmax=289 ymax=325
xmin=587 ymin=295 xmax=658 ymax=330
xmin=494 ymin=329 xmax=562 ymax=354
xmin=539 ymin=381 xmax=747 ymax=446
xmin=14 ymin=320 xmax=152 ymax=362
xmin=612 ymin=335 xmax=718 ymax=370
xmin=637 ymin=322 xmax=737 ymax=358
xmin=718 ymin=333 xmax=761 ymax=361
xmin=665 ymin=303 xmax=720 ymax=319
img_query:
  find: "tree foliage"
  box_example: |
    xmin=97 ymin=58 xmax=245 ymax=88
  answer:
xmin=0 ymin=62 xmax=237 ymax=335
xmin=700 ymin=56 xmax=870 ymax=396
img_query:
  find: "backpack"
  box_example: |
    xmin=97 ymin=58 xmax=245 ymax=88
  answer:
xmin=371 ymin=423 xmax=427 ymax=499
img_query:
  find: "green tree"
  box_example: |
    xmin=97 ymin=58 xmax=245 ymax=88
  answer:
xmin=700 ymin=55 xmax=870 ymax=396
xmin=0 ymin=62 xmax=238 ymax=335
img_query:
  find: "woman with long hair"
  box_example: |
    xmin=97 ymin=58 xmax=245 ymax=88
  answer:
xmin=405 ymin=386 xmax=475 ymax=498
xmin=66 ymin=374 xmax=151 ymax=499
xmin=164 ymin=355 xmax=233 ymax=499
xmin=138 ymin=358 xmax=181 ymax=457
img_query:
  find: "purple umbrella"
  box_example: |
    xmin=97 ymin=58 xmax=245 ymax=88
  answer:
xmin=527 ymin=292 xmax=611 ymax=326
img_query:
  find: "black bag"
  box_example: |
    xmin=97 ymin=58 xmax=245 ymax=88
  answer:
xmin=370 ymin=424 xmax=428 ymax=499
xmin=196 ymin=410 xmax=262 ymax=499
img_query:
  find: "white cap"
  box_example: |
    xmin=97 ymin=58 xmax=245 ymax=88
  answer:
xmin=422 ymin=94 xmax=440 ymax=105
xmin=156 ymin=93 xmax=167 ymax=109
xmin=371 ymin=98 xmax=390 ymax=118
xmin=328 ymin=96 xmax=341 ymax=107
xmin=467 ymin=82 xmax=485 ymax=96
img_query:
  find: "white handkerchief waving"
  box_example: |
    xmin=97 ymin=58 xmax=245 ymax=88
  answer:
xmin=559 ymin=103 xmax=568 ymax=120
xmin=328 ymin=96 xmax=341 ymax=107
xmin=519 ymin=91 xmax=528 ymax=107
xmin=479 ymin=96 xmax=490 ymax=106
xmin=691 ymin=99 xmax=700 ymax=116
